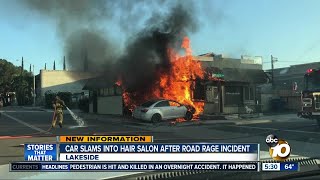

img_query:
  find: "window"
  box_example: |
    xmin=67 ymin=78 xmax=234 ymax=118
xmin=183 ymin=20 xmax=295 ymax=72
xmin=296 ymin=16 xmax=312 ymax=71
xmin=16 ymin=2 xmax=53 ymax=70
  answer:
xmin=141 ymin=100 xmax=157 ymax=107
xmin=154 ymin=101 xmax=170 ymax=107
xmin=108 ymin=87 xmax=114 ymax=95
xmin=99 ymin=87 xmax=116 ymax=96
xmin=103 ymin=88 xmax=108 ymax=96
xmin=115 ymin=86 xmax=122 ymax=95
xmin=169 ymin=101 xmax=181 ymax=107
xmin=206 ymin=86 xmax=219 ymax=103
xmin=225 ymin=86 xmax=242 ymax=106
xmin=244 ymin=86 xmax=254 ymax=100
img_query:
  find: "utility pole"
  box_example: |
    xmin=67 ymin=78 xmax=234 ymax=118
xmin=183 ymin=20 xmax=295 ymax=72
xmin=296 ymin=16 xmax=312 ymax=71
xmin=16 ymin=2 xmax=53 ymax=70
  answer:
xmin=63 ymin=56 xmax=66 ymax=70
xmin=20 ymin=57 xmax=24 ymax=106
xmin=271 ymin=55 xmax=278 ymax=89
xmin=21 ymin=57 xmax=24 ymax=75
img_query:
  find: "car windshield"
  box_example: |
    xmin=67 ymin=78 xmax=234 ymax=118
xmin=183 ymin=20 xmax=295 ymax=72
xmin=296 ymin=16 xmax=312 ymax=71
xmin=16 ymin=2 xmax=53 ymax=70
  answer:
xmin=140 ymin=100 xmax=157 ymax=107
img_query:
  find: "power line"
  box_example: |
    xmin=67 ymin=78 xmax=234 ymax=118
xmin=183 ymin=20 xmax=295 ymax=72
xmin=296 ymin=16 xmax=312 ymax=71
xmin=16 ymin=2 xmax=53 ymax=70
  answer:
xmin=295 ymin=38 xmax=320 ymax=61
xmin=263 ymin=60 xmax=308 ymax=64
xmin=263 ymin=39 xmax=320 ymax=65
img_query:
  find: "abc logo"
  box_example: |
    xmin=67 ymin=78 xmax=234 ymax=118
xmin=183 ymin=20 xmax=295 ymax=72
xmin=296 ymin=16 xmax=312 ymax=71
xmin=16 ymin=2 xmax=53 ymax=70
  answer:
xmin=265 ymin=134 xmax=291 ymax=161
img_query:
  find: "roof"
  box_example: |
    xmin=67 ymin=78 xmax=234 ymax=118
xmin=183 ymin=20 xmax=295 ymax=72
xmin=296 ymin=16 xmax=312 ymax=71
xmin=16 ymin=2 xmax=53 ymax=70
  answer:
xmin=271 ymin=62 xmax=320 ymax=76
xmin=82 ymin=76 xmax=117 ymax=90
xmin=222 ymin=68 xmax=268 ymax=84
xmin=198 ymin=52 xmax=215 ymax=57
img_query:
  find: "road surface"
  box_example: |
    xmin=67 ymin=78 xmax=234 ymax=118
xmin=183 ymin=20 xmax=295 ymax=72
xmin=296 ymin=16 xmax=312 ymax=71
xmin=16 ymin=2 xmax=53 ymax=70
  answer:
xmin=0 ymin=106 xmax=319 ymax=179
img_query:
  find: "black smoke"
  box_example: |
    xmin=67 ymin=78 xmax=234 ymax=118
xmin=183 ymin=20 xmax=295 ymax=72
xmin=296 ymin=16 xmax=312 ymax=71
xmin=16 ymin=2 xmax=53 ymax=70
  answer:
xmin=116 ymin=3 xmax=197 ymax=96
xmin=22 ymin=0 xmax=176 ymax=72
xmin=21 ymin=0 xmax=200 ymax=105
xmin=64 ymin=29 xmax=117 ymax=72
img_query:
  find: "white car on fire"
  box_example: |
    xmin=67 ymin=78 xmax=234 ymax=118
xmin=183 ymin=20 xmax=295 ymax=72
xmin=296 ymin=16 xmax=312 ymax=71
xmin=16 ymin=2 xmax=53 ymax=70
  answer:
xmin=133 ymin=99 xmax=195 ymax=122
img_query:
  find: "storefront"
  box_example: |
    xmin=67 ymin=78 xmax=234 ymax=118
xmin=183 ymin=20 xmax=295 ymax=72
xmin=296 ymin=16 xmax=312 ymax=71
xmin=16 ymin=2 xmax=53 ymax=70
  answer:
xmin=194 ymin=67 xmax=267 ymax=114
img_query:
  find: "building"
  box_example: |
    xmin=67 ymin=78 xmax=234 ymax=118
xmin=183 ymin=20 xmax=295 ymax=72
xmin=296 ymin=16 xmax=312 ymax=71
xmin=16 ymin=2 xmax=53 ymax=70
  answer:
xmin=35 ymin=70 xmax=99 ymax=105
xmin=265 ymin=62 xmax=320 ymax=111
xmin=194 ymin=53 xmax=267 ymax=114
xmin=83 ymin=53 xmax=267 ymax=116
xmin=82 ymin=76 xmax=123 ymax=115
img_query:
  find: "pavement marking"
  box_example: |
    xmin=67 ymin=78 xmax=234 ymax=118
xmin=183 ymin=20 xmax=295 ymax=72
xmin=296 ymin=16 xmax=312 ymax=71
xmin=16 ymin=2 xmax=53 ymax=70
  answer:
xmin=68 ymin=126 xmax=88 ymax=129
xmin=230 ymin=124 xmax=320 ymax=135
xmin=235 ymin=120 xmax=272 ymax=125
xmin=1 ymin=112 xmax=51 ymax=134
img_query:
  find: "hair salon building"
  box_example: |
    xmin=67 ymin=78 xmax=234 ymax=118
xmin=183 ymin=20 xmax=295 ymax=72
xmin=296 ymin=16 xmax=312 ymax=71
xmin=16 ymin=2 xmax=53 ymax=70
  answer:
xmin=194 ymin=53 xmax=268 ymax=114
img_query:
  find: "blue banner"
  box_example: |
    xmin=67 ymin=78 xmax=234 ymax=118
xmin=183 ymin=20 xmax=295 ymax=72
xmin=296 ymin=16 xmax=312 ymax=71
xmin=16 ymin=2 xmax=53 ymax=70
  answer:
xmin=10 ymin=162 xmax=259 ymax=171
xmin=59 ymin=143 xmax=258 ymax=153
xmin=280 ymin=162 xmax=299 ymax=171
xmin=24 ymin=144 xmax=57 ymax=161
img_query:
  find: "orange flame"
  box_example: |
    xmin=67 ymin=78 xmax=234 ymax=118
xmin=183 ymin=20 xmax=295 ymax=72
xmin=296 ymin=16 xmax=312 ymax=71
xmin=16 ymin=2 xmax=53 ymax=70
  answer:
xmin=156 ymin=37 xmax=205 ymax=115
xmin=119 ymin=36 xmax=205 ymax=116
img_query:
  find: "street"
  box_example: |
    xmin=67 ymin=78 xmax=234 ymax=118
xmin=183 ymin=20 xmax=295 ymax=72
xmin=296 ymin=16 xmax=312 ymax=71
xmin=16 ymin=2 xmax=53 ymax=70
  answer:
xmin=1 ymin=106 xmax=320 ymax=179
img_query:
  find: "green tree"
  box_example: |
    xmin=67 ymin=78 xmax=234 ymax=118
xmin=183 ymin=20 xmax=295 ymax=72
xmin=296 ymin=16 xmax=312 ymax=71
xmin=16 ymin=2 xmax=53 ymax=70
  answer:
xmin=0 ymin=59 xmax=33 ymax=105
xmin=0 ymin=59 xmax=19 ymax=93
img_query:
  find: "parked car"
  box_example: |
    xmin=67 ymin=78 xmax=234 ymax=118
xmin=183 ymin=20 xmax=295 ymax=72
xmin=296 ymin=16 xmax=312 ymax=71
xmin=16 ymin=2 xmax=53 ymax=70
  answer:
xmin=132 ymin=99 xmax=195 ymax=123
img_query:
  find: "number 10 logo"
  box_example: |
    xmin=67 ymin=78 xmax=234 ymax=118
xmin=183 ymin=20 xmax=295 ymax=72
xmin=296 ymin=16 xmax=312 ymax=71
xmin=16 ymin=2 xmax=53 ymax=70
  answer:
xmin=266 ymin=134 xmax=291 ymax=161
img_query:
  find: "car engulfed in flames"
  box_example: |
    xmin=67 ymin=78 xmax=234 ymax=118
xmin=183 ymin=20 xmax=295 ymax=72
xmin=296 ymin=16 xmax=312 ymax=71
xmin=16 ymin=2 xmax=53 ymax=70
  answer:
xmin=117 ymin=36 xmax=206 ymax=120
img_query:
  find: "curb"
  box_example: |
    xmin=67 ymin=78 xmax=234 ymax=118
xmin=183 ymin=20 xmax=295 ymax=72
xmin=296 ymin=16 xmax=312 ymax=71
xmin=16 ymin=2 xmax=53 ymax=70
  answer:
xmin=167 ymin=120 xmax=236 ymax=127
xmin=198 ymin=120 xmax=236 ymax=126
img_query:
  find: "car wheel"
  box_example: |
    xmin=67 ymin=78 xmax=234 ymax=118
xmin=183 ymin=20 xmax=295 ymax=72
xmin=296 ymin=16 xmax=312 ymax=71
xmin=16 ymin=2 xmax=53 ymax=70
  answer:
xmin=184 ymin=111 xmax=193 ymax=121
xmin=151 ymin=114 xmax=162 ymax=123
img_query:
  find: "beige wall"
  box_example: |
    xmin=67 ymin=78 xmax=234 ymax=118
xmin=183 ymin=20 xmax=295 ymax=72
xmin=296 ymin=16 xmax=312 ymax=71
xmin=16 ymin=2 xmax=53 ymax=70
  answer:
xmin=204 ymin=103 xmax=220 ymax=114
xmin=97 ymin=96 xmax=123 ymax=115
xmin=194 ymin=56 xmax=263 ymax=70
xmin=39 ymin=70 xmax=99 ymax=96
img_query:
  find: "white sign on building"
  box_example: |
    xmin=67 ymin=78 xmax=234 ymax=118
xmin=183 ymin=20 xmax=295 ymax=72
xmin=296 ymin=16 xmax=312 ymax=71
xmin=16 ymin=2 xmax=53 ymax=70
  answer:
xmin=241 ymin=55 xmax=263 ymax=65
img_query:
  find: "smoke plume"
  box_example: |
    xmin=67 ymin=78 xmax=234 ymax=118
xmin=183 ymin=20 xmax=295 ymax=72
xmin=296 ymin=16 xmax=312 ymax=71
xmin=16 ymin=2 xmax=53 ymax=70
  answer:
xmin=22 ymin=0 xmax=178 ymax=72
xmin=116 ymin=3 xmax=198 ymax=95
xmin=21 ymin=0 xmax=200 ymax=105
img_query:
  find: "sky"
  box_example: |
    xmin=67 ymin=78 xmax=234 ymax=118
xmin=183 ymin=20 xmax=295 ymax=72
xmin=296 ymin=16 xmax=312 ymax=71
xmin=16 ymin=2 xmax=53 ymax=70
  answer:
xmin=1 ymin=0 xmax=320 ymax=74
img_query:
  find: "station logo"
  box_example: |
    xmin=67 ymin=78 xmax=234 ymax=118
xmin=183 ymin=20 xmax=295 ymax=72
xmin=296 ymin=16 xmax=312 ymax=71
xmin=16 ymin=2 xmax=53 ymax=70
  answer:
xmin=265 ymin=134 xmax=291 ymax=161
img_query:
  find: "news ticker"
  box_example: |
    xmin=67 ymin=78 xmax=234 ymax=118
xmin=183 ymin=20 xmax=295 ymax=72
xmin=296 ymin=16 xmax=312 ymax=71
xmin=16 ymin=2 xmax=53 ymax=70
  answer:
xmin=18 ymin=135 xmax=299 ymax=172
xmin=24 ymin=143 xmax=259 ymax=162
xmin=9 ymin=162 xmax=299 ymax=172
xmin=11 ymin=162 xmax=259 ymax=171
